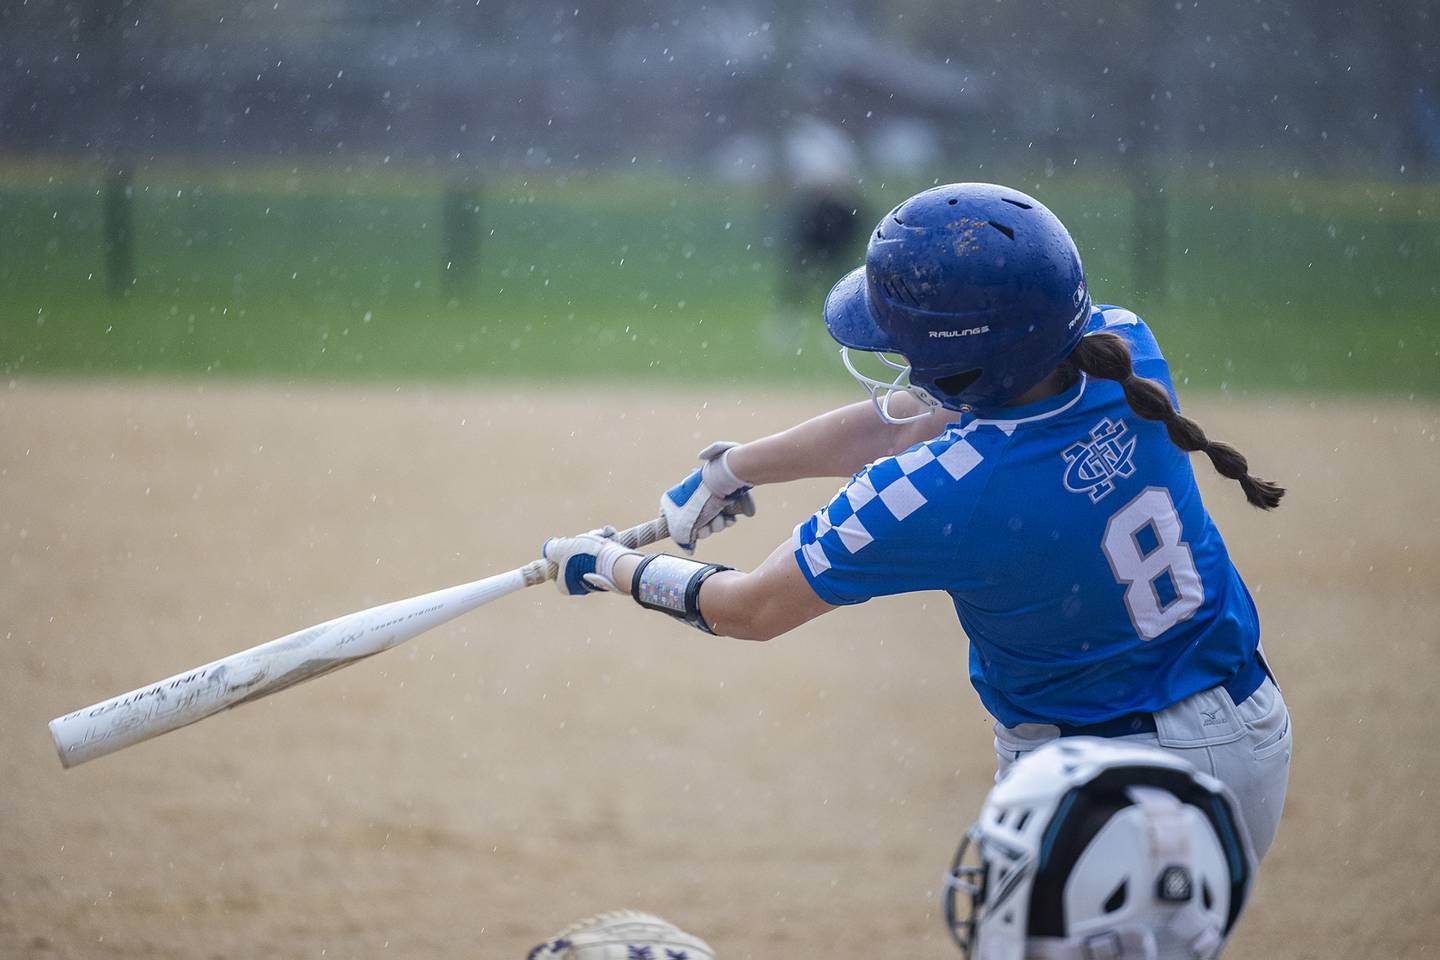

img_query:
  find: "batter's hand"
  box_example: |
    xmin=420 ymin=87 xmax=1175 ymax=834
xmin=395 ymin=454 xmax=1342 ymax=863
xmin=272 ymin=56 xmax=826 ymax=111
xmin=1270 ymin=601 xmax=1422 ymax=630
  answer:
xmin=541 ymin=527 xmax=641 ymax=596
xmin=661 ymin=441 xmax=756 ymax=554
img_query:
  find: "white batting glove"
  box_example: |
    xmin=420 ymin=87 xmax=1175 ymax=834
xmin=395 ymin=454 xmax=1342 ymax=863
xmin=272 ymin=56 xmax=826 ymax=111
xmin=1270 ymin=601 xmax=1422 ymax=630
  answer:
xmin=541 ymin=527 xmax=641 ymax=596
xmin=660 ymin=441 xmax=756 ymax=554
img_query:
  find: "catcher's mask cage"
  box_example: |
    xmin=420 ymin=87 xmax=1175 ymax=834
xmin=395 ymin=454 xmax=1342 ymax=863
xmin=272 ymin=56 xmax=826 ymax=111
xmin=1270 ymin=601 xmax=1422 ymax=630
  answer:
xmin=943 ymin=739 xmax=1256 ymax=960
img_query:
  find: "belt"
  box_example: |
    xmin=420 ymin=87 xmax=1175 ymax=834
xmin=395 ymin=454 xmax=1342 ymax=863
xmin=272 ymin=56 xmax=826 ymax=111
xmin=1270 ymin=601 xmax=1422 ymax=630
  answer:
xmin=1055 ymin=651 xmax=1270 ymax=739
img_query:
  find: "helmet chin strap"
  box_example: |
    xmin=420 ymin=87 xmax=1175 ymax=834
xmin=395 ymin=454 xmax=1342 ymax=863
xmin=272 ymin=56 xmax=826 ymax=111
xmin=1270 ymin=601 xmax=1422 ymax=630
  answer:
xmin=839 ymin=347 xmax=944 ymax=424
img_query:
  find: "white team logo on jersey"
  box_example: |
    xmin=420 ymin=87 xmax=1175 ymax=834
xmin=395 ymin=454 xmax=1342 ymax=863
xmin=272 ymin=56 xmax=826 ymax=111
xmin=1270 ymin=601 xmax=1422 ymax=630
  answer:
xmin=1062 ymin=417 xmax=1137 ymax=502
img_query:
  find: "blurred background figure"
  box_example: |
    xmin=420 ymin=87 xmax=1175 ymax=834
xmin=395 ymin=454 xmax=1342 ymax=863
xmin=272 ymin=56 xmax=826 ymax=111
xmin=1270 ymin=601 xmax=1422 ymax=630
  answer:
xmin=773 ymin=116 xmax=868 ymax=347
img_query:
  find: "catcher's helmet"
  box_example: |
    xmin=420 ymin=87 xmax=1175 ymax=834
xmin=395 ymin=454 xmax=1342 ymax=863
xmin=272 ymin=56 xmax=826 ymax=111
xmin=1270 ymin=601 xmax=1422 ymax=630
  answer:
xmin=824 ymin=183 xmax=1089 ymax=420
xmin=944 ymin=739 xmax=1255 ymax=960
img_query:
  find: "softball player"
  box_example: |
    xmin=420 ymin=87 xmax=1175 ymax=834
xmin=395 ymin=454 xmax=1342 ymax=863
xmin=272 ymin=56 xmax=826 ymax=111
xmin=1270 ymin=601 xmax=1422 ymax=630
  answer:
xmin=544 ymin=182 xmax=1292 ymax=858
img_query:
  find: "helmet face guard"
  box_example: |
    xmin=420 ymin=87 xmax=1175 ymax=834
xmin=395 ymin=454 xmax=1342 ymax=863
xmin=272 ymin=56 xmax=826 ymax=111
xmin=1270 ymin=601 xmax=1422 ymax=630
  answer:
xmin=940 ymin=740 xmax=1256 ymax=960
xmin=824 ymin=184 xmax=1090 ymax=417
xmin=838 ymin=347 xmax=943 ymax=424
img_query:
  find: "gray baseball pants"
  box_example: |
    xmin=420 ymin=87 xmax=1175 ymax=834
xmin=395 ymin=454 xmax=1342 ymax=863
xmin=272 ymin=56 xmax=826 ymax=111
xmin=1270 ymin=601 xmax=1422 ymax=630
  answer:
xmin=992 ymin=676 xmax=1293 ymax=859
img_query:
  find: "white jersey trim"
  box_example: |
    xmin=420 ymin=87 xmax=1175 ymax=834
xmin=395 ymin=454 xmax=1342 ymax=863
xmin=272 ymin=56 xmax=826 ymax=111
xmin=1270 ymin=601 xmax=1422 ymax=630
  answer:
xmin=960 ymin=374 xmax=1089 ymax=436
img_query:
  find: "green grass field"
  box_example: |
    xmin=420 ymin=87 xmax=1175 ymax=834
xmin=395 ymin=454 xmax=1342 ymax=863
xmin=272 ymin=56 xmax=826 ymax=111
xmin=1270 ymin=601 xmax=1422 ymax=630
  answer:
xmin=2 ymin=161 xmax=1436 ymax=396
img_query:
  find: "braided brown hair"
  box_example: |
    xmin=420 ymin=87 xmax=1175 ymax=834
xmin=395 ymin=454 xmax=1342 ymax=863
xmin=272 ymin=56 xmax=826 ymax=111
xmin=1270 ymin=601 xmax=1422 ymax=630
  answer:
xmin=1063 ymin=332 xmax=1285 ymax=509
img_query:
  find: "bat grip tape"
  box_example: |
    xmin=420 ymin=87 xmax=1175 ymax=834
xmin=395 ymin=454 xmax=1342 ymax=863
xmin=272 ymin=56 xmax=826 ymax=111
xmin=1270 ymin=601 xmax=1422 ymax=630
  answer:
xmin=630 ymin=553 xmax=731 ymax=634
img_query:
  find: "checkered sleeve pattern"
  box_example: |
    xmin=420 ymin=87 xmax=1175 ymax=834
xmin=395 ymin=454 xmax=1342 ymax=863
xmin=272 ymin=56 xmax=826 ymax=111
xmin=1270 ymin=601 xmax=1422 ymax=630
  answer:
xmin=792 ymin=429 xmax=992 ymax=605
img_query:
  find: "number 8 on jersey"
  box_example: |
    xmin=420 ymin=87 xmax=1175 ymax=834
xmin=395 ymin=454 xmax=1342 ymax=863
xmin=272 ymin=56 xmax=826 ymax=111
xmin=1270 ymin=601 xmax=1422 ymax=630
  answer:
xmin=1102 ymin=486 xmax=1204 ymax=640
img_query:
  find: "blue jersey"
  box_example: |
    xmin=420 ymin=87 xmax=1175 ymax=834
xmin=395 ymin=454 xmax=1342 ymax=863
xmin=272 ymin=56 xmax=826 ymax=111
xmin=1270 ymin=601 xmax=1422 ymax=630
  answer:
xmin=792 ymin=305 xmax=1260 ymax=727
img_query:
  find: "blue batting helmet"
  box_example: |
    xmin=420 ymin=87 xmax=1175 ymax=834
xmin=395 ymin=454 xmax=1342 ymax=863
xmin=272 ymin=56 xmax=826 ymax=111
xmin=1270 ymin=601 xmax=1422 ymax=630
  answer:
xmin=823 ymin=183 xmax=1090 ymax=415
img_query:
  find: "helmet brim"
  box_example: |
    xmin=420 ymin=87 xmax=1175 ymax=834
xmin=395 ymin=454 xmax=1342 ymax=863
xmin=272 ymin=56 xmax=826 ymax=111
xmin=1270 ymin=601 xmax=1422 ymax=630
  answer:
xmin=823 ymin=267 xmax=894 ymax=352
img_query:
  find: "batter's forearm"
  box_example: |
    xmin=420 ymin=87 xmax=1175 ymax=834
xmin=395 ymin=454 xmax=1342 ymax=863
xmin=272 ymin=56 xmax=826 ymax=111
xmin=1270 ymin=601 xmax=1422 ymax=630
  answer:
xmin=694 ymin=541 xmax=837 ymax=640
xmin=695 ymin=570 xmax=802 ymax=641
xmin=609 ymin=553 xmax=763 ymax=634
xmin=610 ymin=542 xmax=835 ymax=642
xmin=726 ymin=399 xmax=950 ymax=484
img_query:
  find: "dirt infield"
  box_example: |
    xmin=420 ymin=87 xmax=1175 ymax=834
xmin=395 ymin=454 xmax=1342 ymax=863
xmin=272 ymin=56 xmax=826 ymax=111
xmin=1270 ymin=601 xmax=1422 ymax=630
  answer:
xmin=2 ymin=380 xmax=1437 ymax=959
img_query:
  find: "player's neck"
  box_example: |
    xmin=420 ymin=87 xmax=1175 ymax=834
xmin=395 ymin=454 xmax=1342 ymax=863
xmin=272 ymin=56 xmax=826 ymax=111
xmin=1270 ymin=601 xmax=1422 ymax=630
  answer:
xmin=1009 ymin=367 xmax=1073 ymax=407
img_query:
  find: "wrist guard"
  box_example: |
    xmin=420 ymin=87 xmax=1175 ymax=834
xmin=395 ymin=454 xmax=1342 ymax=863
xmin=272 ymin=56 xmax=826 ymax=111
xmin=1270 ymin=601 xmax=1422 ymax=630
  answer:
xmin=630 ymin=553 xmax=732 ymax=634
